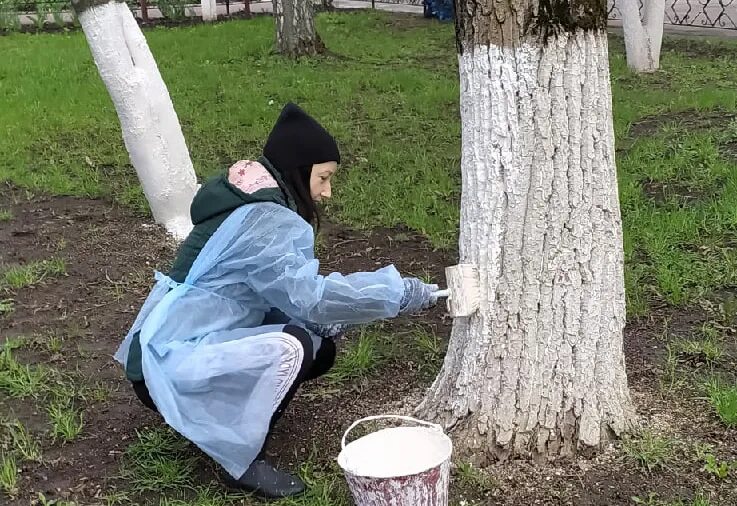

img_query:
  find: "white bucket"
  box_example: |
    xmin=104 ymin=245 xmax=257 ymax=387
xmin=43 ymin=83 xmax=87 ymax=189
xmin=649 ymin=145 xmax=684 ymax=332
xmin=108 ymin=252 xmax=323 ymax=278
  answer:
xmin=337 ymin=415 xmax=453 ymax=506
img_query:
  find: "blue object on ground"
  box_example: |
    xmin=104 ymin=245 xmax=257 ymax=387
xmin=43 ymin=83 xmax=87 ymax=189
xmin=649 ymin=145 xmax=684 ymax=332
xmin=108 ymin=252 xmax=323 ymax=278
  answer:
xmin=423 ymin=0 xmax=454 ymax=21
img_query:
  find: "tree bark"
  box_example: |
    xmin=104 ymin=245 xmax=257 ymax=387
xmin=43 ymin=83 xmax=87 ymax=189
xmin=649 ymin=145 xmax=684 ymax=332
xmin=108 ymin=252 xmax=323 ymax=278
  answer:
xmin=621 ymin=0 xmax=665 ymax=73
xmin=273 ymin=0 xmax=325 ymax=58
xmin=417 ymin=0 xmax=635 ymax=464
xmin=202 ymin=0 xmax=218 ymax=22
xmin=71 ymin=0 xmax=198 ymax=240
xmin=139 ymin=0 xmax=149 ymax=22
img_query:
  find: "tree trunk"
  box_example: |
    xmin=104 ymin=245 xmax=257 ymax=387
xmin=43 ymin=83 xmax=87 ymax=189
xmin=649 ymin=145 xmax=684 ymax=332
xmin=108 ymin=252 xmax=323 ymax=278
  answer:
xmin=202 ymin=0 xmax=218 ymax=21
xmin=71 ymin=0 xmax=198 ymax=240
xmin=621 ymin=0 xmax=665 ymax=73
xmin=139 ymin=0 xmax=149 ymax=22
xmin=417 ymin=0 xmax=635 ymax=464
xmin=273 ymin=0 xmax=324 ymax=58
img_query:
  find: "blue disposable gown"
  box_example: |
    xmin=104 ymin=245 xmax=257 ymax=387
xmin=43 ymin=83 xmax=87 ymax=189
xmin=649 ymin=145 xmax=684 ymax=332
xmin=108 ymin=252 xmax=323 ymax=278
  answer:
xmin=115 ymin=202 xmax=405 ymax=478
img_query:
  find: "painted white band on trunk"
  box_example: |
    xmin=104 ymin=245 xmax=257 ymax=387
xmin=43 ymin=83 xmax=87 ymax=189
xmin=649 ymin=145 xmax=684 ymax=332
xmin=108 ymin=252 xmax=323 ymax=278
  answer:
xmin=78 ymin=2 xmax=198 ymax=240
xmin=419 ymin=29 xmax=634 ymax=460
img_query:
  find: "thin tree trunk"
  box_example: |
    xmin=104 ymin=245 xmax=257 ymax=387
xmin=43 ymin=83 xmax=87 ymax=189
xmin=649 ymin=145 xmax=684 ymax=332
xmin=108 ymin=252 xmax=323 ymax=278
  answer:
xmin=273 ymin=0 xmax=324 ymax=58
xmin=202 ymin=0 xmax=217 ymax=21
xmin=621 ymin=0 xmax=665 ymax=72
xmin=417 ymin=0 xmax=635 ymax=464
xmin=139 ymin=0 xmax=149 ymax=22
xmin=71 ymin=0 xmax=198 ymax=240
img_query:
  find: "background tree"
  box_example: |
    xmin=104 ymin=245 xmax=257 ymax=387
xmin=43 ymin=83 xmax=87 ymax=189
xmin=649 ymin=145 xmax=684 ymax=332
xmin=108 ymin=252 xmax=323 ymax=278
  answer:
xmin=273 ymin=0 xmax=324 ymax=57
xmin=620 ymin=0 xmax=666 ymax=72
xmin=418 ymin=0 xmax=636 ymax=463
xmin=71 ymin=0 xmax=198 ymax=240
xmin=202 ymin=0 xmax=218 ymax=22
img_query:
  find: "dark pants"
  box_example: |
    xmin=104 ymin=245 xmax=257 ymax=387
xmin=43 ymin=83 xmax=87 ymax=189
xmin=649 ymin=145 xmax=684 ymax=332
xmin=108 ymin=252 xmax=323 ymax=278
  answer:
xmin=131 ymin=325 xmax=336 ymax=432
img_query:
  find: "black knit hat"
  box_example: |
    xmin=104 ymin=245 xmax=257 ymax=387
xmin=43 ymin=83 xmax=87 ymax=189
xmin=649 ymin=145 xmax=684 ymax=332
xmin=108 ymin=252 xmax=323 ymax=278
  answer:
xmin=263 ymin=103 xmax=341 ymax=175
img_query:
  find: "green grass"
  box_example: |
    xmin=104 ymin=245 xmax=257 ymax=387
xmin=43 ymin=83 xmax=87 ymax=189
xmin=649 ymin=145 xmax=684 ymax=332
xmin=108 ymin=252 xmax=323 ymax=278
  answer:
xmin=122 ymin=427 xmax=199 ymax=495
xmin=670 ymin=323 xmax=725 ymax=366
xmin=1 ymin=258 xmax=67 ymax=290
xmin=2 ymin=17 xmax=737 ymax=503
xmin=632 ymin=492 xmax=714 ymax=506
xmin=0 ymin=299 xmax=13 ymax=317
xmin=0 ymin=16 xmax=736 ymax=316
xmin=1 ymin=419 xmax=41 ymax=462
xmin=152 ymin=460 xmax=350 ymax=506
xmin=0 ymin=339 xmax=96 ymax=409
xmin=0 ymin=13 xmax=459 ymax=244
xmin=323 ymin=324 xmax=445 ymax=386
xmin=455 ymin=462 xmax=497 ymax=496
xmin=326 ymin=326 xmax=384 ymax=384
xmin=275 ymin=460 xmax=351 ymax=506
xmin=622 ymin=430 xmax=678 ymax=472
xmin=47 ymin=401 xmax=84 ymax=442
xmin=120 ymin=429 xmax=348 ymax=505
xmin=661 ymin=341 xmax=688 ymax=393
xmin=0 ymin=344 xmax=49 ymax=398
xmin=0 ymin=453 xmax=18 ymax=498
xmin=35 ymin=492 xmax=80 ymax=506
xmin=1 ymin=17 xmax=736 ymax=317
xmin=0 ymin=209 xmax=12 ymax=222
xmin=41 ymin=334 xmax=64 ymax=354
xmin=408 ymin=326 xmax=444 ymax=375
xmin=705 ymin=378 xmax=737 ymax=427
xmin=697 ymin=449 xmax=735 ymax=479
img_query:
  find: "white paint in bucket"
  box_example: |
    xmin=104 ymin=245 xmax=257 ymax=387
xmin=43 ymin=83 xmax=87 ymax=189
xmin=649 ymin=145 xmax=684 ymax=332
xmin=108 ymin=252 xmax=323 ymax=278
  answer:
xmin=338 ymin=415 xmax=453 ymax=506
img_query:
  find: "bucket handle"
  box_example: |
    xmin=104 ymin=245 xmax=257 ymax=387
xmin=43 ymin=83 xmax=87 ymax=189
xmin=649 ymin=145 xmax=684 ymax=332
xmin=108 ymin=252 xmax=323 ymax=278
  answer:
xmin=341 ymin=414 xmax=443 ymax=450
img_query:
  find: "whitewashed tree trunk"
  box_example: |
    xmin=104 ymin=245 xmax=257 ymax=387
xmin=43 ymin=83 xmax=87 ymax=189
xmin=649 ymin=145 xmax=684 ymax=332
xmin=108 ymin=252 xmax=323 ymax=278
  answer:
xmin=71 ymin=0 xmax=198 ymax=240
xmin=621 ymin=0 xmax=665 ymax=72
xmin=417 ymin=1 xmax=635 ymax=464
xmin=201 ymin=0 xmax=217 ymax=21
xmin=273 ymin=0 xmax=324 ymax=58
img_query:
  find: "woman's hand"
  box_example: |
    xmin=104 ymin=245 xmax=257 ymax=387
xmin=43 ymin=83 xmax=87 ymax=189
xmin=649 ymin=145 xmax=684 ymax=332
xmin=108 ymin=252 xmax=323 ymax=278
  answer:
xmin=400 ymin=278 xmax=439 ymax=314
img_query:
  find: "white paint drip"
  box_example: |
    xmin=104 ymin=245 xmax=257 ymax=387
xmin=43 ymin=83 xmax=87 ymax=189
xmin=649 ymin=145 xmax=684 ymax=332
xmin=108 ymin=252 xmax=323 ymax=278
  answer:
xmin=338 ymin=426 xmax=452 ymax=479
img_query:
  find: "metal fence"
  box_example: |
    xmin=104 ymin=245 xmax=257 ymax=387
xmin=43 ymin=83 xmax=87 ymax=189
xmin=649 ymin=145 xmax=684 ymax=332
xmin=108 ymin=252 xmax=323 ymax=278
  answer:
xmin=5 ymin=0 xmax=737 ymax=31
xmin=8 ymin=0 xmax=256 ymax=14
xmin=608 ymin=0 xmax=737 ymax=30
xmin=1 ymin=0 xmax=262 ymax=29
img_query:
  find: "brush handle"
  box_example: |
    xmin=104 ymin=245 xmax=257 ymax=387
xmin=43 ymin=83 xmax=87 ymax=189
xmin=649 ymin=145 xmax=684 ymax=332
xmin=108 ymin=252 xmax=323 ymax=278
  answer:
xmin=433 ymin=289 xmax=451 ymax=298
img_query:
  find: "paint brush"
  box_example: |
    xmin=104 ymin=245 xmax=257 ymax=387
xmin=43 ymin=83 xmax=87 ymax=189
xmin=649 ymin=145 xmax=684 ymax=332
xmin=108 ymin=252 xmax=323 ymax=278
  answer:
xmin=433 ymin=264 xmax=480 ymax=317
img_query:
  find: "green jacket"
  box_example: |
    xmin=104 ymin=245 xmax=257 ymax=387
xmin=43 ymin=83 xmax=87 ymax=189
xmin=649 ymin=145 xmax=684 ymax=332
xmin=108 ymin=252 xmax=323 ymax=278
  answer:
xmin=125 ymin=157 xmax=296 ymax=382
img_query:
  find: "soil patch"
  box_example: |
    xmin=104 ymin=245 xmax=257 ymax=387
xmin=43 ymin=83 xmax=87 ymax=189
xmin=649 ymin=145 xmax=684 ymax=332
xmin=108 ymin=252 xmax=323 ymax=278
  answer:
xmin=629 ymin=109 xmax=737 ymax=139
xmin=721 ymin=139 xmax=737 ymax=162
xmin=641 ymin=179 xmax=721 ymax=207
xmin=1 ymin=188 xmax=736 ymax=505
xmin=661 ymin=37 xmax=737 ymax=60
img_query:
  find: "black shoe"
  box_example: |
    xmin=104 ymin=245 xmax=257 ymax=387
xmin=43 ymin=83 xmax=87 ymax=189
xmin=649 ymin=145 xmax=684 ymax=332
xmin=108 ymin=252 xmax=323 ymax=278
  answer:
xmin=224 ymin=459 xmax=306 ymax=499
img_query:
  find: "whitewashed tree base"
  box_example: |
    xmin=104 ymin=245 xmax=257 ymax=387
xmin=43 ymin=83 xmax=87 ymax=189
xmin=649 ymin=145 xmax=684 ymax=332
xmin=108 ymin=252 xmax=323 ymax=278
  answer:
xmin=77 ymin=1 xmax=198 ymax=240
xmin=201 ymin=0 xmax=217 ymax=21
xmin=418 ymin=29 xmax=635 ymax=463
xmin=621 ymin=0 xmax=665 ymax=73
